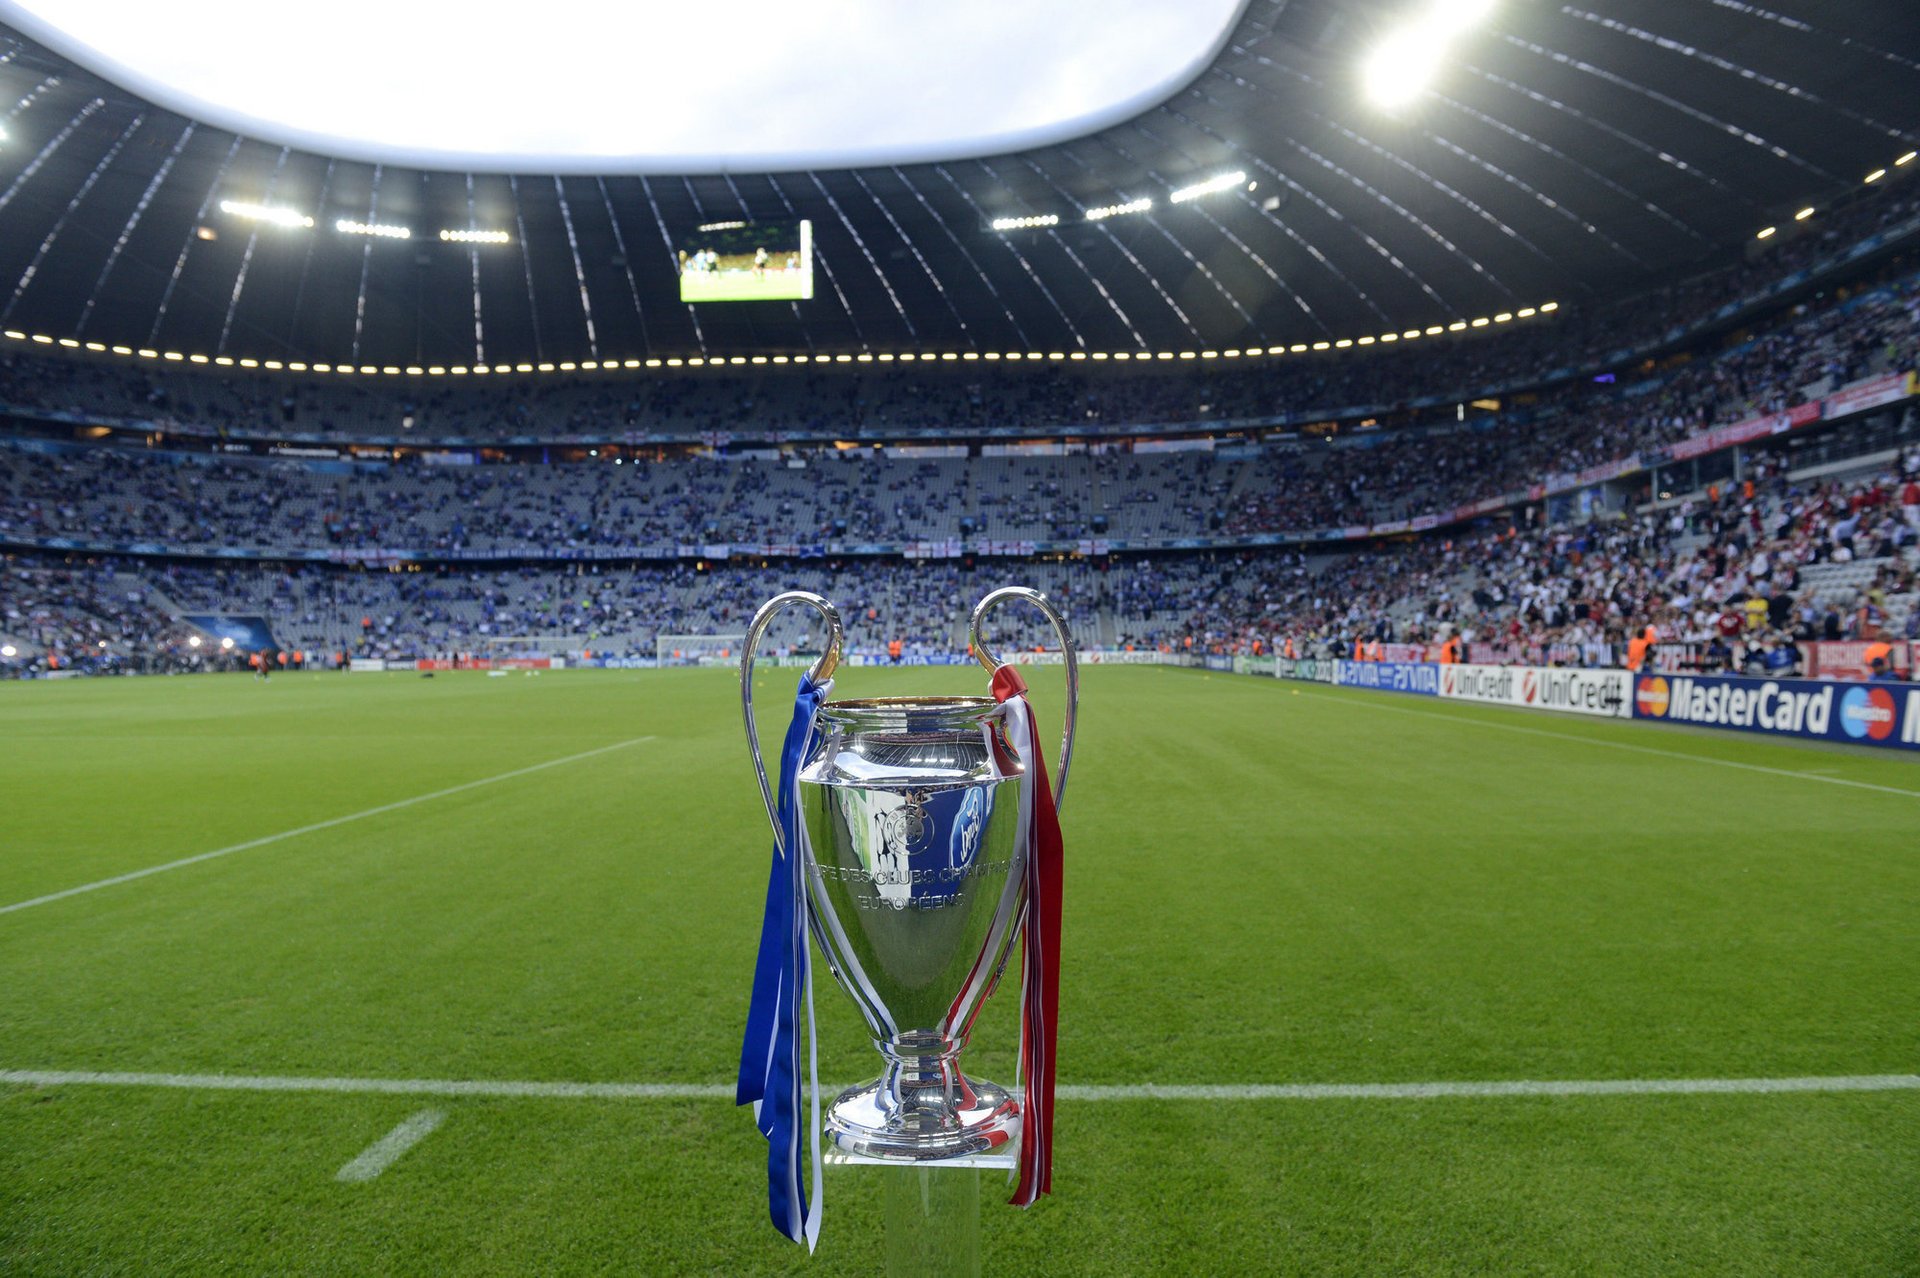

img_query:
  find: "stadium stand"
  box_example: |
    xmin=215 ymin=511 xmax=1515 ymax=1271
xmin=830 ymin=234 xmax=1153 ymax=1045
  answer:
xmin=4 ymin=202 xmax=1920 ymax=677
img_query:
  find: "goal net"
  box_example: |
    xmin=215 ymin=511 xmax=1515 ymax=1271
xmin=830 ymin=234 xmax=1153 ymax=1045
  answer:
xmin=476 ymin=635 xmax=596 ymax=669
xmin=655 ymin=634 xmax=746 ymax=667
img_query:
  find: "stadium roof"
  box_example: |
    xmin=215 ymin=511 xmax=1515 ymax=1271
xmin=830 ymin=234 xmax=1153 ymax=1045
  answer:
xmin=0 ymin=0 xmax=1250 ymax=174
xmin=0 ymin=0 xmax=1916 ymax=368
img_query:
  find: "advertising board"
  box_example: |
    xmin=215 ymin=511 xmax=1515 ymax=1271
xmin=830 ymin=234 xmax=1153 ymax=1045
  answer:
xmin=1821 ymin=370 xmax=1914 ymax=420
xmin=1437 ymin=664 xmax=1632 ymax=718
xmin=1804 ymin=641 xmax=1914 ymax=682
xmin=1276 ymin=658 xmax=1336 ymax=684
xmin=1333 ymin=661 xmax=1439 ymax=695
xmin=1631 ymin=673 xmax=1920 ymax=750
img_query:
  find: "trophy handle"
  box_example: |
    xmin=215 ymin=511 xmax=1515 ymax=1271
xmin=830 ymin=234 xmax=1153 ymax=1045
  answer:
xmin=969 ymin=586 xmax=1079 ymax=812
xmin=740 ymin=590 xmax=844 ymax=852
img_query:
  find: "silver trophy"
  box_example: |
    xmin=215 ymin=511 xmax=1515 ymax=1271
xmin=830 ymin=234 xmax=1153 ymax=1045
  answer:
xmin=742 ymin=587 xmax=1077 ymax=1162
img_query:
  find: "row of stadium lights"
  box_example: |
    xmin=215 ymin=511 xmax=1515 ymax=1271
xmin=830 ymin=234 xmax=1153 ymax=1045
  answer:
xmin=1755 ymin=149 xmax=1918 ymax=240
xmin=217 ymin=200 xmax=510 ymax=243
xmin=0 ymin=302 xmax=1558 ymax=376
xmin=991 ymin=172 xmax=1248 ymax=232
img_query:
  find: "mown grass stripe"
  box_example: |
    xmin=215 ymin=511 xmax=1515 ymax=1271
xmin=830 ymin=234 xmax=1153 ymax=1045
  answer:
xmin=0 ymin=736 xmax=656 ymax=917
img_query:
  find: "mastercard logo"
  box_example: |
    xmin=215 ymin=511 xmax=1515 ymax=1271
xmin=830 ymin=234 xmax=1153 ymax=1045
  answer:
xmin=1635 ymin=675 xmax=1670 ymax=717
xmin=1840 ymin=686 xmax=1897 ymax=741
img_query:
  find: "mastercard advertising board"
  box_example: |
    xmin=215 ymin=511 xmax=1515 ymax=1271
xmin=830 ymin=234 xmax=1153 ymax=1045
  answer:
xmin=1632 ymin=673 xmax=1920 ymax=751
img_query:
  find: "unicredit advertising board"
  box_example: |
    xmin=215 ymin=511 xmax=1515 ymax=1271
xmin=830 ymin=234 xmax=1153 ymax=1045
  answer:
xmin=1276 ymin=658 xmax=1337 ymax=683
xmin=1632 ymin=673 xmax=1920 ymax=750
xmin=1333 ymin=661 xmax=1439 ymax=695
xmin=1437 ymin=664 xmax=1632 ymax=718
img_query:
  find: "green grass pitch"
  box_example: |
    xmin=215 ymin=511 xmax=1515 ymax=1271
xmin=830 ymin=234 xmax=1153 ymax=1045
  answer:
xmin=2 ymin=665 xmax=1916 ymax=1274
xmin=680 ymin=268 xmax=814 ymax=303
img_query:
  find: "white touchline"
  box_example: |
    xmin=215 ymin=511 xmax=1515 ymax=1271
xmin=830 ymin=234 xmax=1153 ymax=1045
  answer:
xmin=336 ymin=1109 xmax=446 ymax=1182
xmin=1294 ymin=687 xmax=1920 ymax=799
xmin=0 ymin=736 xmax=656 ymax=917
xmin=1 ymin=1068 xmax=1915 ymax=1102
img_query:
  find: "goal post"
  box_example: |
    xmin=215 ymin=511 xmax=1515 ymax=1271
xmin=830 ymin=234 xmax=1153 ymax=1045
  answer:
xmin=655 ymin=634 xmax=747 ymax=667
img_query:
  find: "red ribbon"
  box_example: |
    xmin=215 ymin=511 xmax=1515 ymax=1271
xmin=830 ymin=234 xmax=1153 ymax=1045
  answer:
xmin=991 ymin=665 xmax=1062 ymax=1206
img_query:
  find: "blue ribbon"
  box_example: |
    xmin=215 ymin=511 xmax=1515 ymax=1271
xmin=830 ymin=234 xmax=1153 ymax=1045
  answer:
xmin=738 ymin=671 xmax=829 ymax=1247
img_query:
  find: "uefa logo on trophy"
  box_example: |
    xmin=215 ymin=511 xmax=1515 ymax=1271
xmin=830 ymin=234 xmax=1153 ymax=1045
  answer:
xmin=737 ymin=587 xmax=1078 ymax=1247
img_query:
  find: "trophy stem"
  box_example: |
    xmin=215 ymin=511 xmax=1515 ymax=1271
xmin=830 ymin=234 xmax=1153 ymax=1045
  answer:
xmin=824 ymin=1031 xmax=1022 ymax=1161
xmin=883 ymin=1166 xmax=982 ymax=1278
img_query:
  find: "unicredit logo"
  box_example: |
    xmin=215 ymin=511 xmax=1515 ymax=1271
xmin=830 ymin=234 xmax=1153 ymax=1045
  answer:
xmin=1839 ymin=686 xmax=1897 ymax=741
xmin=1521 ymin=670 xmax=1538 ymax=703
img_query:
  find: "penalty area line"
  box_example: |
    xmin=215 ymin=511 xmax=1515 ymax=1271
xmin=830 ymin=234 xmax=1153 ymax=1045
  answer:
xmin=0 ymin=736 xmax=656 ymax=917
xmin=336 ymin=1108 xmax=445 ymax=1182
xmin=2 ymin=1068 xmax=1915 ymax=1103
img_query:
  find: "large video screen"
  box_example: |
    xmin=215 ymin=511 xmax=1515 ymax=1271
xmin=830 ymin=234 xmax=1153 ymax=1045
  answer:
xmin=678 ymin=220 xmax=813 ymax=302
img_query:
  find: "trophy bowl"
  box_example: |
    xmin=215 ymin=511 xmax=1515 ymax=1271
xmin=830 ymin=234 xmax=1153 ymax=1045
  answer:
xmin=798 ymin=694 xmax=1027 ymax=1160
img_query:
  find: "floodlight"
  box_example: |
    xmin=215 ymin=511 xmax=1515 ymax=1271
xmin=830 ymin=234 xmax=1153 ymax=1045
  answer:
xmin=220 ymin=199 xmax=312 ymax=229
xmin=337 ymin=218 xmax=410 ymax=239
xmin=1363 ymin=0 xmax=1496 ymax=110
xmin=990 ymin=214 xmax=1060 ymax=231
xmin=1168 ymin=171 xmax=1246 ymax=204
xmin=1085 ymin=197 xmax=1153 ymax=221
xmin=1362 ymin=28 xmax=1437 ymax=109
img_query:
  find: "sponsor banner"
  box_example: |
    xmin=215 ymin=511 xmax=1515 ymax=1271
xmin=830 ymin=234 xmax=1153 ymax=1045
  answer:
xmin=1669 ymin=401 xmax=1821 ymax=461
xmin=1438 ymin=664 xmax=1632 ymax=718
xmin=1203 ymin=654 xmax=1234 ymax=672
xmin=1379 ymin=643 xmax=1428 ymax=663
xmin=1822 ymin=370 xmax=1914 ymax=421
xmin=1537 ymin=453 xmax=1645 ymax=492
xmin=1632 ymin=672 xmax=1919 ymax=751
xmin=1276 ymin=658 xmax=1336 ymax=684
xmin=1076 ymin=650 xmax=1182 ymax=665
xmin=349 ymin=658 xmax=385 ymax=673
xmin=1334 ymin=661 xmax=1439 ymax=696
xmin=1804 ymin=641 xmax=1914 ymax=682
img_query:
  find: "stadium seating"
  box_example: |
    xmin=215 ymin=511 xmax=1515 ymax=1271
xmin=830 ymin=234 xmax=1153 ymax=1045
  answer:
xmin=4 ymin=218 xmax=1920 ymax=676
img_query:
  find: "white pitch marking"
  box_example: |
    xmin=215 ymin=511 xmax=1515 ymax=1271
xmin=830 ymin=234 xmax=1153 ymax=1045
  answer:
xmin=335 ymin=1108 xmax=446 ymax=1182
xmin=0 ymin=736 xmax=656 ymax=917
xmin=2 ymin=1068 xmax=1914 ymax=1102
xmin=1291 ymin=687 xmax=1920 ymax=799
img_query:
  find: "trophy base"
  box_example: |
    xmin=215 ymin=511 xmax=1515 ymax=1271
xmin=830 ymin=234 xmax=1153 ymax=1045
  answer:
xmin=825 ymin=1075 xmax=1022 ymax=1163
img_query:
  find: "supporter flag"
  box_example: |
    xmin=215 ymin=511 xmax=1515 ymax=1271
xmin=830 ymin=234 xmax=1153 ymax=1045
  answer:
xmin=737 ymin=672 xmax=830 ymax=1248
xmin=990 ymin=665 xmax=1064 ymax=1206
